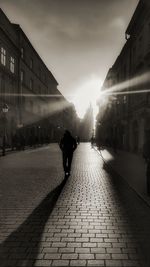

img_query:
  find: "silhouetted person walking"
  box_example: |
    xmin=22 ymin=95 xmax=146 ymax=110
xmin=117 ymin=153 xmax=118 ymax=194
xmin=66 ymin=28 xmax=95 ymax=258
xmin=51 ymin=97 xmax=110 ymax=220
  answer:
xmin=143 ymin=137 xmax=150 ymax=195
xmin=59 ymin=130 xmax=77 ymax=176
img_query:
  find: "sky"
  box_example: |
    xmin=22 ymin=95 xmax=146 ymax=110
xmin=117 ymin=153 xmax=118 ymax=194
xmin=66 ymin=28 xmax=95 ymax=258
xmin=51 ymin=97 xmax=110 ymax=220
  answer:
xmin=0 ymin=0 xmax=139 ymax=118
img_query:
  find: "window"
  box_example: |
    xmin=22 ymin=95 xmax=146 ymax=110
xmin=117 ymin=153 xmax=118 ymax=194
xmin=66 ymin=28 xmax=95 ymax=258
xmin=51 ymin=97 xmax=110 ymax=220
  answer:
xmin=30 ymin=58 xmax=33 ymax=69
xmin=30 ymin=78 xmax=33 ymax=90
xmin=20 ymin=70 xmax=24 ymax=83
xmin=21 ymin=47 xmax=24 ymax=59
xmin=10 ymin=56 xmax=15 ymax=73
xmin=1 ymin=47 xmax=6 ymax=66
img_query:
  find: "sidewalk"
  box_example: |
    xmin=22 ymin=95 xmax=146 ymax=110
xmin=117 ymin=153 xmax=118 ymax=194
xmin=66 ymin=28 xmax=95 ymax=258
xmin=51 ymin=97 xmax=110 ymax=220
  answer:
xmin=98 ymin=147 xmax=150 ymax=206
xmin=1 ymin=143 xmax=150 ymax=266
xmin=0 ymin=144 xmax=49 ymax=157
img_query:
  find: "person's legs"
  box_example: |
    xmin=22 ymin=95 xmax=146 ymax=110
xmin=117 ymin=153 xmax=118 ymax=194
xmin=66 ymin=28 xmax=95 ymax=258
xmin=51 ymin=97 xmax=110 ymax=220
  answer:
xmin=63 ymin=152 xmax=67 ymax=173
xmin=67 ymin=152 xmax=73 ymax=173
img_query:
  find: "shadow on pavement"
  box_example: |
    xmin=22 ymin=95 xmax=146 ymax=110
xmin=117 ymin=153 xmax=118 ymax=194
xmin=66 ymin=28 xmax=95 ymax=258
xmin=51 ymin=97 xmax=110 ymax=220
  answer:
xmin=0 ymin=177 xmax=68 ymax=267
xmin=103 ymin=161 xmax=150 ymax=267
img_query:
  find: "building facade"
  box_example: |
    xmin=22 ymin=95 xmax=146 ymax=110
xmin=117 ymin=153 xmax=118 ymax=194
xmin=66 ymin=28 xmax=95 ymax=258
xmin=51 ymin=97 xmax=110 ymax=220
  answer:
xmin=0 ymin=9 xmax=79 ymax=148
xmin=0 ymin=9 xmax=19 ymax=146
xmin=96 ymin=0 xmax=150 ymax=153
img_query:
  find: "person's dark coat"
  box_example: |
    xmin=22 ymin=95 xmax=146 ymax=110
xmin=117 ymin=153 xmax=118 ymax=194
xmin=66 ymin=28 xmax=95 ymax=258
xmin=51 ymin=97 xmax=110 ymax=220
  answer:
xmin=59 ymin=131 xmax=77 ymax=153
xmin=59 ymin=130 xmax=77 ymax=174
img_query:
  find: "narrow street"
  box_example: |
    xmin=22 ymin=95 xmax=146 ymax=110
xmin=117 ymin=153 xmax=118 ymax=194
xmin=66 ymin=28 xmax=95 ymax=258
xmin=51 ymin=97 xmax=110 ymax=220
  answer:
xmin=0 ymin=143 xmax=150 ymax=267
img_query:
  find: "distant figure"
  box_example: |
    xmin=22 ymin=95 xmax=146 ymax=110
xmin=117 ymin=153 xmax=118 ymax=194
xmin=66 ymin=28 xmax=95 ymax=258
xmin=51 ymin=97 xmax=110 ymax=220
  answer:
xmin=76 ymin=136 xmax=80 ymax=145
xmin=59 ymin=130 xmax=77 ymax=177
xmin=143 ymin=137 xmax=150 ymax=195
xmin=90 ymin=135 xmax=95 ymax=148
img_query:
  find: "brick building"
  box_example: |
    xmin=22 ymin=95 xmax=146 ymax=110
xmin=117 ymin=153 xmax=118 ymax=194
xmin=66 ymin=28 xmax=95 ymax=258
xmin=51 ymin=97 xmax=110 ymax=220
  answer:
xmin=96 ymin=0 xmax=150 ymax=153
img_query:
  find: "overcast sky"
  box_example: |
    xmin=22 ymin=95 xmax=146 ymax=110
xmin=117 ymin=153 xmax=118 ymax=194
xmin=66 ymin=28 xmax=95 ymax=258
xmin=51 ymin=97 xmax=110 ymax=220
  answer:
xmin=0 ymin=0 xmax=139 ymax=117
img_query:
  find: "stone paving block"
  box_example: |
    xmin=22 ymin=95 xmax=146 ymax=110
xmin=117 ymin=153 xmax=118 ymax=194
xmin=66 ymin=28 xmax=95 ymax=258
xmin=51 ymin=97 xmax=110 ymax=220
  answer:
xmin=44 ymin=253 xmax=61 ymax=259
xmin=90 ymin=237 xmax=103 ymax=242
xmin=96 ymin=253 xmax=111 ymax=259
xmin=52 ymin=242 xmax=66 ymax=247
xmin=87 ymin=259 xmax=105 ymax=266
xmin=39 ymin=242 xmax=52 ymax=248
xmin=107 ymin=248 xmax=122 ymax=253
xmin=56 ymin=225 xmax=70 ymax=229
xmin=52 ymin=259 xmax=69 ymax=266
xmin=34 ymin=260 xmax=52 ymax=266
xmin=82 ymin=242 xmax=97 ymax=248
xmin=70 ymin=259 xmax=86 ymax=266
xmin=67 ymin=242 xmax=81 ymax=247
xmin=68 ymin=233 xmax=81 ymax=238
xmin=104 ymin=238 xmax=118 ymax=243
xmin=75 ymin=247 xmax=90 ymax=253
xmin=42 ymin=247 xmax=58 ymax=253
xmin=96 ymin=233 xmax=108 ymax=238
xmin=97 ymin=242 xmax=112 ymax=248
xmin=70 ymin=225 xmax=81 ymax=229
xmin=82 ymin=233 xmax=95 ymax=238
xmin=91 ymin=247 xmax=106 ymax=253
xmin=112 ymin=253 xmax=129 ymax=260
xmin=79 ymin=253 xmax=94 ymax=260
xmin=62 ymin=253 xmax=78 ymax=259
xmin=61 ymin=237 xmax=75 ymax=242
xmin=59 ymin=247 xmax=74 ymax=253
xmin=113 ymin=242 xmax=127 ymax=248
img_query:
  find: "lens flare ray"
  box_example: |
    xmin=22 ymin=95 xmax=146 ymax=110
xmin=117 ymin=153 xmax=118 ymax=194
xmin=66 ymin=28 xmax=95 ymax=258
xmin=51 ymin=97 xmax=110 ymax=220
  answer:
xmin=100 ymin=71 xmax=150 ymax=97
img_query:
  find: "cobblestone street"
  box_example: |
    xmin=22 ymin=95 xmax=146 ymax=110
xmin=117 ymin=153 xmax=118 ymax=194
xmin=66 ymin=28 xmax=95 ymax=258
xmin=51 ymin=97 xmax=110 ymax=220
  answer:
xmin=1 ymin=143 xmax=150 ymax=267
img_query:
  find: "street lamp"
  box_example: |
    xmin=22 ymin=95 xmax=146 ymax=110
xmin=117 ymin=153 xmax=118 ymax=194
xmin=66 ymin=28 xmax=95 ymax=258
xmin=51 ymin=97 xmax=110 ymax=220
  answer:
xmin=2 ymin=103 xmax=9 ymax=156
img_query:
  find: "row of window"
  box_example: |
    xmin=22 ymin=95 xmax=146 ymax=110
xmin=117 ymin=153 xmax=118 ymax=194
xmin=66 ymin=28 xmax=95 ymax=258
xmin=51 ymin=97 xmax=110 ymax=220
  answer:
xmin=20 ymin=70 xmax=49 ymax=95
xmin=21 ymin=47 xmax=48 ymax=85
xmin=21 ymin=70 xmax=36 ymax=91
xmin=1 ymin=47 xmax=15 ymax=73
xmin=21 ymin=47 xmax=33 ymax=69
xmin=1 ymin=46 xmax=49 ymax=96
xmin=1 ymin=45 xmax=48 ymax=87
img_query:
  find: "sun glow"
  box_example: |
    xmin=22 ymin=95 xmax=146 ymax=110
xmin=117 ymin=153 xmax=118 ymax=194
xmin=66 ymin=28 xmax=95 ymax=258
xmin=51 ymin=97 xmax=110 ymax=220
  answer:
xmin=68 ymin=74 xmax=103 ymax=120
